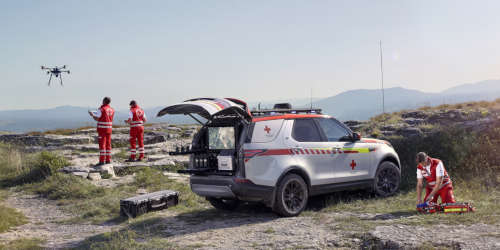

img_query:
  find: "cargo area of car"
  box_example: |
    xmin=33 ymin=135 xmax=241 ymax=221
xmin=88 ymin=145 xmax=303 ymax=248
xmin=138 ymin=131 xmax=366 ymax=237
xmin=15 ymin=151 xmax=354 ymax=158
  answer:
xmin=175 ymin=116 xmax=248 ymax=176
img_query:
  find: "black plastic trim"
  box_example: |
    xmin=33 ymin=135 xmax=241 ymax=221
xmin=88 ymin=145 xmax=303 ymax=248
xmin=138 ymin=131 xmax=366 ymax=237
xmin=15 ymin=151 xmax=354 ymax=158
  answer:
xmin=190 ymin=175 xmax=274 ymax=205
xmin=309 ymin=179 xmax=374 ymax=196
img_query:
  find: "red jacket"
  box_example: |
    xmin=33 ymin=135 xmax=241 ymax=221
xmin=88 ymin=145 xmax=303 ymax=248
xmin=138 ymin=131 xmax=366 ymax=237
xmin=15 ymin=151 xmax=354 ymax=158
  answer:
xmin=97 ymin=104 xmax=114 ymax=133
xmin=417 ymin=158 xmax=451 ymax=189
xmin=129 ymin=106 xmax=145 ymax=128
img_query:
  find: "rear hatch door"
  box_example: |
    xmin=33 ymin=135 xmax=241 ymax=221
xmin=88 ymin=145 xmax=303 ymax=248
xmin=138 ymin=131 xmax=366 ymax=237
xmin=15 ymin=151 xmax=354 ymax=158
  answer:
xmin=157 ymin=97 xmax=252 ymax=123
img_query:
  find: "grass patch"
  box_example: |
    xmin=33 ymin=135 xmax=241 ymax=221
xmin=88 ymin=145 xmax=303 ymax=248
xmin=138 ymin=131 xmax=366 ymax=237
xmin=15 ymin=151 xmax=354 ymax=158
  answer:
xmin=0 ymin=144 xmax=199 ymax=225
xmin=0 ymin=190 xmax=27 ymax=233
xmin=115 ymin=164 xmax=187 ymax=177
xmin=101 ymin=172 xmax=112 ymax=179
xmin=23 ymin=167 xmax=205 ymax=223
xmin=111 ymin=141 xmax=129 ymax=149
xmin=155 ymin=163 xmax=187 ymax=173
xmin=0 ymin=238 xmax=45 ymax=250
xmin=114 ymin=149 xmax=128 ymax=160
xmin=316 ymin=182 xmax=500 ymax=226
xmin=75 ymin=230 xmax=178 ymax=250
xmin=25 ymin=173 xmax=105 ymax=200
xmin=133 ymin=167 xmax=207 ymax=213
xmin=329 ymin=216 xmax=376 ymax=232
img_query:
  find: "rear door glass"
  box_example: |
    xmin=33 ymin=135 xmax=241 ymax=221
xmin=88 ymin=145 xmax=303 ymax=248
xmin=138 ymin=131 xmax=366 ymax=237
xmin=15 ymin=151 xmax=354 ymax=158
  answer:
xmin=292 ymin=119 xmax=322 ymax=142
xmin=316 ymin=118 xmax=350 ymax=141
xmin=251 ymin=120 xmax=284 ymax=143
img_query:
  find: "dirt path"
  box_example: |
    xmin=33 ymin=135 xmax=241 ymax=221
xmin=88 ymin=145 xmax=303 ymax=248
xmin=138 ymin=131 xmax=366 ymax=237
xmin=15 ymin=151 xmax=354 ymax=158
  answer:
xmin=0 ymin=193 xmax=121 ymax=249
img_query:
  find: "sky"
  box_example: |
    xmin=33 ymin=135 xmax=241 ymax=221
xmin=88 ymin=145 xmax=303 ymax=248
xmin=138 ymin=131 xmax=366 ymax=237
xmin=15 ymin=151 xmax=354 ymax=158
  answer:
xmin=1 ymin=0 xmax=500 ymax=110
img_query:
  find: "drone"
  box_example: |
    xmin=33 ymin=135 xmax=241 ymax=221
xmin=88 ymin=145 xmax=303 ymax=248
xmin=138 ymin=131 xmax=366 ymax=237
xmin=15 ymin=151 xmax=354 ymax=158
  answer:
xmin=41 ymin=65 xmax=70 ymax=86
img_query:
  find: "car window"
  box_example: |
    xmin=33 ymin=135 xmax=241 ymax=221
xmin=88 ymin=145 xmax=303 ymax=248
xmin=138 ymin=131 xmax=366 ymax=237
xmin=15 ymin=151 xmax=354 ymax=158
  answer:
xmin=292 ymin=119 xmax=322 ymax=142
xmin=316 ymin=118 xmax=351 ymax=142
xmin=251 ymin=119 xmax=284 ymax=143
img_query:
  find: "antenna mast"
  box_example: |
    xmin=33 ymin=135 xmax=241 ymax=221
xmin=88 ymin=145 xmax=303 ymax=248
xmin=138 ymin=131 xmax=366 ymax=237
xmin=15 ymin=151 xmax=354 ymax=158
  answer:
xmin=379 ymin=40 xmax=385 ymax=114
xmin=310 ymin=88 xmax=313 ymax=109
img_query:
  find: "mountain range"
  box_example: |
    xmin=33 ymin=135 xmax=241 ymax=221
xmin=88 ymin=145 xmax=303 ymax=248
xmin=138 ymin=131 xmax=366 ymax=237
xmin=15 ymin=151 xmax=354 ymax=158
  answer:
xmin=1 ymin=80 xmax=499 ymax=132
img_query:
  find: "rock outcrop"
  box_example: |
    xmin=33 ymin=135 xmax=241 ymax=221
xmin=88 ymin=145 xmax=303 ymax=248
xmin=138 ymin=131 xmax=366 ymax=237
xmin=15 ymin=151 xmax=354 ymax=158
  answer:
xmin=344 ymin=106 xmax=500 ymax=138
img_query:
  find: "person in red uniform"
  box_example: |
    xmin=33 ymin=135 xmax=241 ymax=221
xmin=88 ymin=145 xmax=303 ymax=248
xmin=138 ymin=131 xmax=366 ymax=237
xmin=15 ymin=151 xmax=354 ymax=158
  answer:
xmin=124 ymin=100 xmax=147 ymax=162
xmin=88 ymin=97 xmax=115 ymax=165
xmin=416 ymin=152 xmax=456 ymax=204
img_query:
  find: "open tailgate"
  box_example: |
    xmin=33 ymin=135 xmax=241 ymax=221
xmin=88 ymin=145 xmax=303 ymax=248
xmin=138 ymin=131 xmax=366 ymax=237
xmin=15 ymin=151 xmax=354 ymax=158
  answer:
xmin=157 ymin=98 xmax=252 ymax=122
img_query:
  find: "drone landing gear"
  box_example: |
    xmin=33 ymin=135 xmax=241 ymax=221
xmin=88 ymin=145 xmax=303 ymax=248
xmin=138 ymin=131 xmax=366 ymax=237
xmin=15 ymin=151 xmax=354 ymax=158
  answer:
xmin=47 ymin=74 xmax=53 ymax=86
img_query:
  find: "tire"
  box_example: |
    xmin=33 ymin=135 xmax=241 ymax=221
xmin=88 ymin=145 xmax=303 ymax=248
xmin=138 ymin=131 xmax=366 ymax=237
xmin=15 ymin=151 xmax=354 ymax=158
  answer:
xmin=372 ymin=161 xmax=401 ymax=197
xmin=207 ymin=197 xmax=240 ymax=211
xmin=273 ymin=174 xmax=308 ymax=217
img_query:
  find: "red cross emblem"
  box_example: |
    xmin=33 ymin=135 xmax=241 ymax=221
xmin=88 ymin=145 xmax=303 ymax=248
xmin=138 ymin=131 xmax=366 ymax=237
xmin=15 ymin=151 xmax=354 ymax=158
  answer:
xmin=350 ymin=160 xmax=357 ymax=170
xmin=264 ymin=126 xmax=271 ymax=134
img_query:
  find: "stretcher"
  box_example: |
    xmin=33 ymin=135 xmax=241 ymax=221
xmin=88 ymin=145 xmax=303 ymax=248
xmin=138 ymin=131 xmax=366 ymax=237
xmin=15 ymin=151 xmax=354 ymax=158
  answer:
xmin=417 ymin=202 xmax=475 ymax=214
xmin=120 ymin=190 xmax=179 ymax=218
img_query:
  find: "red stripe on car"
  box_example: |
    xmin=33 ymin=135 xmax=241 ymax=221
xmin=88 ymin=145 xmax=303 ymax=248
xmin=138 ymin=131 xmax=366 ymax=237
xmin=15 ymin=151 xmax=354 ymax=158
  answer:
xmin=343 ymin=150 xmax=359 ymax=154
xmin=259 ymin=149 xmax=293 ymax=156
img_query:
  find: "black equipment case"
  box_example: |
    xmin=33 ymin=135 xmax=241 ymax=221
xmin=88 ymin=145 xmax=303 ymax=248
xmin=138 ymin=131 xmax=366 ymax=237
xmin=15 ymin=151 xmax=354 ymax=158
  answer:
xmin=120 ymin=190 xmax=179 ymax=218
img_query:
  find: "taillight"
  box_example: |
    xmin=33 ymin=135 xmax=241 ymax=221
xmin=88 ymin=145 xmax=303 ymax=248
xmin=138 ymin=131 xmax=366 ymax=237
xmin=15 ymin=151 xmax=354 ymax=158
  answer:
xmin=234 ymin=178 xmax=254 ymax=184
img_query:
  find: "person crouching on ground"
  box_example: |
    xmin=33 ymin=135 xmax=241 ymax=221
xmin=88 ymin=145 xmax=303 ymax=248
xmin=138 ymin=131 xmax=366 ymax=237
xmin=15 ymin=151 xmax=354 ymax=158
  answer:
xmin=88 ymin=97 xmax=115 ymax=166
xmin=416 ymin=152 xmax=456 ymax=204
xmin=124 ymin=100 xmax=147 ymax=162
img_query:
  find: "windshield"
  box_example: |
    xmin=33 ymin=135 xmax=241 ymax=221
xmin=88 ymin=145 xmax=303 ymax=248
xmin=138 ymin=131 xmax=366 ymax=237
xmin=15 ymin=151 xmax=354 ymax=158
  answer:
xmin=208 ymin=127 xmax=235 ymax=149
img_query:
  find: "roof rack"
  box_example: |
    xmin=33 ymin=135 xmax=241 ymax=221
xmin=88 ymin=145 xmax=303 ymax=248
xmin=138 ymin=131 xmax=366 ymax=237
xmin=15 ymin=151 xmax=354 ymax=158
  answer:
xmin=251 ymin=108 xmax=322 ymax=116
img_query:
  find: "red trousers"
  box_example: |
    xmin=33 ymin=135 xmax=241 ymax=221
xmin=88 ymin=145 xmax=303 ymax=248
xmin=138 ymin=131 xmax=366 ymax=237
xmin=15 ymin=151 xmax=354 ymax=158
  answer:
xmin=129 ymin=127 xmax=144 ymax=159
xmin=425 ymin=184 xmax=456 ymax=203
xmin=98 ymin=130 xmax=112 ymax=163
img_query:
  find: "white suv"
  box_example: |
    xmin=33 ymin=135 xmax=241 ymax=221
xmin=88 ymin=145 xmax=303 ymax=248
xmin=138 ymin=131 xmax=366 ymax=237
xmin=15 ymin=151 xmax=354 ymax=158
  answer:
xmin=158 ymin=98 xmax=401 ymax=216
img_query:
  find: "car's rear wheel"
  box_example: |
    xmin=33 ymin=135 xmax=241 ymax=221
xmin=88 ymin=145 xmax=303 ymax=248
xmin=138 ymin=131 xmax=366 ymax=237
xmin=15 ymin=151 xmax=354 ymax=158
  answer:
xmin=206 ymin=197 xmax=240 ymax=211
xmin=373 ymin=161 xmax=400 ymax=197
xmin=274 ymin=174 xmax=308 ymax=217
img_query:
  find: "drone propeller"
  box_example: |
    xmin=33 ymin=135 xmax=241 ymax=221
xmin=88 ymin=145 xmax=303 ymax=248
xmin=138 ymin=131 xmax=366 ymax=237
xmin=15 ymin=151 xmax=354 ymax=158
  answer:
xmin=62 ymin=65 xmax=66 ymax=69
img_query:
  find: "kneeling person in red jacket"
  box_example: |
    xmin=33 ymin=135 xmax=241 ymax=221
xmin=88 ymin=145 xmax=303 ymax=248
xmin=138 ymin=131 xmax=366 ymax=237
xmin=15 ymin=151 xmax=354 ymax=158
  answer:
xmin=125 ymin=100 xmax=147 ymax=162
xmin=416 ymin=152 xmax=456 ymax=205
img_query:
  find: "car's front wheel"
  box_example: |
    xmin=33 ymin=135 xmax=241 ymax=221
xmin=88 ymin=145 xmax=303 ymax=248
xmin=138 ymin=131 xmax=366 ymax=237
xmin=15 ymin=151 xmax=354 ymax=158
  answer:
xmin=206 ymin=197 xmax=240 ymax=211
xmin=274 ymin=174 xmax=308 ymax=217
xmin=372 ymin=161 xmax=400 ymax=197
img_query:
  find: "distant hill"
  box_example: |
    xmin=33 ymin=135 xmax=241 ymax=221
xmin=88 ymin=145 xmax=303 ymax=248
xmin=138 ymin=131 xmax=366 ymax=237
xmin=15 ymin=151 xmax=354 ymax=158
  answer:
xmin=314 ymin=80 xmax=500 ymax=121
xmin=0 ymin=106 xmax=196 ymax=133
xmin=1 ymin=80 xmax=499 ymax=132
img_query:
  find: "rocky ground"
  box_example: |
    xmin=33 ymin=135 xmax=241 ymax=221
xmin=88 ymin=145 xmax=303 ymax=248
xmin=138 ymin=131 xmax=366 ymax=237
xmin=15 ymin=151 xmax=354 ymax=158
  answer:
xmin=0 ymin=121 xmax=499 ymax=249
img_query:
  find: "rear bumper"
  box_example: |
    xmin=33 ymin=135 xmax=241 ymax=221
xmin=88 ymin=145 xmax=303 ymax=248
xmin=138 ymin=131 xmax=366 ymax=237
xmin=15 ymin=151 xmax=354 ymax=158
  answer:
xmin=190 ymin=175 xmax=274 ymax=205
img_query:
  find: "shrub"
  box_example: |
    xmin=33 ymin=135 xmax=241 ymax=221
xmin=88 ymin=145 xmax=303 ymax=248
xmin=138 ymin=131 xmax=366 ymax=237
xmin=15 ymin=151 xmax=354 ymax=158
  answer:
xmin=2 ymin=151 xmax=70 ymax=187
xmin=28 ymin=173 xmax=105 ymax=200
xmin=0 ymin=238 xmax=45 ymax=250
xmin=390 ymin=127 xmax=500 ymax=191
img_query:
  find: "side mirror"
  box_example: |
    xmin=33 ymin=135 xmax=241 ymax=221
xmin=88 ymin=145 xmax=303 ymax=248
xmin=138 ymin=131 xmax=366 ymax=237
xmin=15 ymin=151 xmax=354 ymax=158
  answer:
xmin=352 ymin=132 xmax=361 ymax=141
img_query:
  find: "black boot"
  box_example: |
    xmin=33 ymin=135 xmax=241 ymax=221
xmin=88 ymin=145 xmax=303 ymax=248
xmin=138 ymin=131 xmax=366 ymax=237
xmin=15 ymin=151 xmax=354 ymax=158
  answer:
xmin=125 ymin=158 xmax=135 ymax=163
